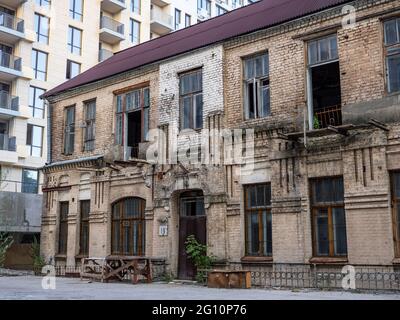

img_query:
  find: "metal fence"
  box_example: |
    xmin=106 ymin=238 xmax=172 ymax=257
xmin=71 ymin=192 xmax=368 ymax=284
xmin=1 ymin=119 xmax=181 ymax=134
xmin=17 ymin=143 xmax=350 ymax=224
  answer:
xmin=229 ymin=263 xmax=400 ymax=291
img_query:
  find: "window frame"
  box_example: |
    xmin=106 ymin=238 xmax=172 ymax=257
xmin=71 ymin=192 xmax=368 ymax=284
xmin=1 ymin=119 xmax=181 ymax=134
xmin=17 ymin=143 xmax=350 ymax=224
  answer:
xmin=26 ymin=124 xmax=43 ymax=157
xmin=179 ymin=68 xmax=203 ymax=131
xmin=63 ymin=105 xmax=75 ymax=155
xmin=29 ymin=86 xmax=46 ymax=119
xmin=383 ymin=17 xmax=400 ymax=94
xmin=391 ymin=171 xmax=400 ymax=258
xmin=58 ymin=201 xmax=69 ymax=255
xmin=185 ymin=14 xmax=191 ymax=28
xmin=111 ymin=197 xmax=146 ymax=256
xmin=83 ymin=99 xmax=96 ymax=152
xmin=21 ymin=168 xmax=39 ymax=194
xmin=244 ymin=183 xmax=273 ymax=257
xmin=68 ymin=26 xmax=82 ymax=55
xmin=79 ymin=200 xmax=90 ymax=256
xmin=175 ymin=9 xmax=181 ymax=30
xmin=32 ymin=49 xmax=48 ymax=81
xmin=66 ymin=59 xmax=81 ymax=79
xmin=34 ymin=13 xmax=49 ymax=44
xmin=310 ymin=176 xmax=348 ymax=258
xmin=35 ymin=0 xmax=51 ymax=8
xmin=129 ymin=18 xmax=140 ymax=44
xmin=131 ymin=0 xmax=140 ymax=14
xmin=69 ymin=0 xmax=83 ymax=21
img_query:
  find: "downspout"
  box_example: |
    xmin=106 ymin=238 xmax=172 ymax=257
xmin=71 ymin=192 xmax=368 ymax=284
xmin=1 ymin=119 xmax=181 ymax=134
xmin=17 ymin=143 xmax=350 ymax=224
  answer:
xmin=45 ymin=99 xmax=52 ymax=164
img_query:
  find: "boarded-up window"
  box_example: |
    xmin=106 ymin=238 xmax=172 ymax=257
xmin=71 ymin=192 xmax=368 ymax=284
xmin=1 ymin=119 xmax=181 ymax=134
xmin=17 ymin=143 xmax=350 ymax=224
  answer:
xmin=79 ymin=200 xmax=90 ymax=256
xmin=58 ymin=202 xmax=69 ymax=255
xmin=112 ymin=198 xmax=145 ymax=256
xmin=310 ymin=177 xmax=347 ymax=257
xmin=244 ymin=183 xmax=272 ymax=256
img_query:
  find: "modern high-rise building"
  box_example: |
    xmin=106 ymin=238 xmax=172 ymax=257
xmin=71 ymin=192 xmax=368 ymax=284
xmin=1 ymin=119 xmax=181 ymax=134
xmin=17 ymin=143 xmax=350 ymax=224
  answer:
xmin=0 ymin=0 xmax=255 ymax=268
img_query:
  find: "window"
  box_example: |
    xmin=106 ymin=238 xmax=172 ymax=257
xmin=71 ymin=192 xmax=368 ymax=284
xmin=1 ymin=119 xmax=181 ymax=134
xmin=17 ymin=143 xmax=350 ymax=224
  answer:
xmin=243 ymin=52 xmax=270 ymax=119
xmin=129 ymin=19 xmax=140 ymax=44
xmin=391 ymin=172 xmax=400 ymax=257
xmin=58 ymin=202 xmax=69 ymax=255
xmin=31 ymin=49 xmax=48 ymax=81
xmin=22 ymin=169 xmax=39 ymax=194
xmin=34 ymin=13 xmax=49 ymax=44
xmin=83 ymin=100 xmax=96 ymax=151
xmin=66 ymin=60 xmax=81 ymax=79
xmin=35 ymin=0 xmax=50 ymax=7
xmin=175 ymin=9 xmax=181 ymax=30
xmin=216 ymin=5 xmax=227 ymax=16
xmin=185 ymin=14 xmax=191 ymax=28
xmin=68 ymin=26 xmax=82 ymax=55
xmin=232 ymin=0 xmax=243 ymax=9
xmin=384 ymin=18 xmax=400 ymax=93
xmin=307 ymin=34 xmax=341 ymax=129
xmin=29 ymin=86 xmax=45 ymax=118
xmin=244 ymin=184 xmax=272 ymax=257
xmin=69 ymin=0 xmax=83 ymax=21
xmin=197 ymin=0 xmax=211 ymax=16
xmin=79 ymin=200 xmax=90 ymax=256
xmin=115 ymin=87 xmax=150 ymax=159
xmin=26 ymin=124 xmax=43 ymax=157
xmin=310 ymin=177 xmax=347 ymax=257
xmin=131 ymin=0 xmax=140 ymax=14
xmin=112 ymin=198 xmax=145 ymax=256
xmin=64 ymin=106 xmax=75 ymax=155
xmin=179 ymin=69 xmax=203 ymax=130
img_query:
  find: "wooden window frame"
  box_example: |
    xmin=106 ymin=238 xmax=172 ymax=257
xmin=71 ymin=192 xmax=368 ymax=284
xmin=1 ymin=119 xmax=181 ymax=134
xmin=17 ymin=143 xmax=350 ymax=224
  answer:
xmin=179 ymin=68 xmax=203 ymax=131
xmin=79 ymin=200 xmax=90 ymax=256
xmin=83 ymin=99 xmax=96 ymax=152
xmin=383 ymin=17 xmax=400 ymax=94
xmin=391 ymin=171 xmax=400 ymax=258
xmin=111 ymin=198 xmax=146 ymax=256
xmin=58 ymin=201 xmax=69 ymax=255
xmin=244 ymin=183 xmax=272 ymax=257
xmin=310 ymin=177 xmax=347 ymax=258
xmin=63 ymin=105 xmax=75 ymax=155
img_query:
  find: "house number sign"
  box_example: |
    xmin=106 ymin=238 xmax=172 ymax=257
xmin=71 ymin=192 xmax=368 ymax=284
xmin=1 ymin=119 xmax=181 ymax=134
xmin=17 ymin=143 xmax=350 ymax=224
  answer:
xmin=159 ymin=224 xmax=168 ymax=236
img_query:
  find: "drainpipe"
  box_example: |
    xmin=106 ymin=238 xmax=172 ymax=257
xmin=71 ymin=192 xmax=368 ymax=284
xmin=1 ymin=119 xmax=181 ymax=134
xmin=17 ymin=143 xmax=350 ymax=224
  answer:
xmin=45 ymin=99 xmax=52 ymax=164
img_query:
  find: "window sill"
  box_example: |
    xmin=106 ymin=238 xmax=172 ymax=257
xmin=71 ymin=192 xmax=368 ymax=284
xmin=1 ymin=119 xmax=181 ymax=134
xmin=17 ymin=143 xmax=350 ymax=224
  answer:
xmin=309 ymin=257 xmax=348 ymax=265
xmin=75 ymin=254 xmax=88 ymax=260
xmin=54 ymin=254 xmax=67 ymax=260
xmin=241 ymin=256 xmax=273 ymax=264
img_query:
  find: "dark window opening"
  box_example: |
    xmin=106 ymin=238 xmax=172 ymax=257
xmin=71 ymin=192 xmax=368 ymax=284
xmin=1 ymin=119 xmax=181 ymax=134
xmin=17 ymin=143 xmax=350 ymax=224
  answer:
xmin=79 ymin=200 xmax=90 ymax=256
xmin=391 ymin=172 xmax=400 ymax=257
xmin=58 ymin=202 xmax=69 ymax=255
xmin=127 ymin=110 xmax=141 ymax=159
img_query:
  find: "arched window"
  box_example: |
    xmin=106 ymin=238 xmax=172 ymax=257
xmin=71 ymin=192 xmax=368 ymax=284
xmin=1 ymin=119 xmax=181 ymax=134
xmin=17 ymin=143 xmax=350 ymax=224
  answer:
xmin=112 ymin=197 xmax=145 ymax=256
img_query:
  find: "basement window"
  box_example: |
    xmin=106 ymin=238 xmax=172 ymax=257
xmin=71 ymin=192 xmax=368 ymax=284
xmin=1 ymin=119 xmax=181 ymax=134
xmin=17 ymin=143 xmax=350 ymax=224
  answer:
xmin=307 ymin=35 xmax=342 ymax=129
xmin=243 ymin=52 xmax=270 ymax=120
xmin=384 ymin=18 xmax=400 ymax=93
xmin=115 ymin=87 xmax=150 ymax=159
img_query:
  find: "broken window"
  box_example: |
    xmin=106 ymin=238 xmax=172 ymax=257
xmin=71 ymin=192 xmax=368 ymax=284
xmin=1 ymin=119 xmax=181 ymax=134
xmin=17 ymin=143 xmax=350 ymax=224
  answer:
xmin=244 ymin=183 xmax=272 ymax=257
xmin=115 ymin=86 xmax=150 ymax=159
xmin=384 ymin=18 xmax=400 ymax=93
xmin=83 ymin=100 xmax=96 ymax=151
xmin=58 ymin=201 xmax=69 ymax=255
xmin=79 ymin=200 xmax=90 ymax=256
xmin=243 ymin=52 xmax=270 ymax=120
xmin=112 ymin=197 xmax=145 ymax=256
xmin=179 ymin=69 xmax=203 ymax=130
xmin=307 ymin=35 xmax=342 ymax=129
xmin=391 ymin=172 xmax=400 ymax=257
xmin=63 ymin=106 xmax=75 ymax=155
xmin=310 ymin=177 xmax=347 ymax=257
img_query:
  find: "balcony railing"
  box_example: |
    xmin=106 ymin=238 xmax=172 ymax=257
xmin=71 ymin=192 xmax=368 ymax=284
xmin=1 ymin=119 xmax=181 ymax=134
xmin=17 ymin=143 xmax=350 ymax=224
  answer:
xmin=150 ymin=8 xmax=173 ymax=27
xmin=0 ymin=51 xmax=22 ymax=71
xmin=100 ymin=16 xmax=124 ymax=35
xmin=0 ymin=133 xmax=16 ymax=151
xmin=0 ymin=12 xmax=24 ymax=33
xmin=0 ymin=91 xmax=19 ymax=111
xmin=313 ymin=104 xmax=342 ymax=129
xmin=98 ymin=48 xmax=113 ymax=62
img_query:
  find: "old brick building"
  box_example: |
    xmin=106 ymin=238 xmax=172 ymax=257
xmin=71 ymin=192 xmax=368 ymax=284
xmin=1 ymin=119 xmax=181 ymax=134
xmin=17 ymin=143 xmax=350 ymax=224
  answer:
xmin=41 ymin=0 xmax=400 ymax=284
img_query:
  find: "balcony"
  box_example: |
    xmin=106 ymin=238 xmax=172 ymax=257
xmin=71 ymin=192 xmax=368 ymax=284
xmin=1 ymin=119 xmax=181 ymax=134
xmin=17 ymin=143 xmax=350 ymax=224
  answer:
xmin=98 ymin=48 xmax=113 ymax=62
xmin=101 ymin=0 xmax=126 ymax=14
xmin=99 ymin=16 xmax=125 ymax=44
xmin=0 ymin=12 xmax=26 ymax=43
xmin=150 ymin=7 xmax=173 ymax=36
xmin=151 ymin=0 xmax=171 ymax=7
xmin=0 ymin=0 xmax=27 ymax=9
xmin=0 ymin=91 xmax=19 ymax=119
xmin=0 ymin=51 xmax=22 ymax=81
xmin=0 ymin=133 xmax=17 ymax=164
xmin=197 ymin=8 xmax=211 ymax=20
xmin=313 ymin=105 xmax=342 ymax=129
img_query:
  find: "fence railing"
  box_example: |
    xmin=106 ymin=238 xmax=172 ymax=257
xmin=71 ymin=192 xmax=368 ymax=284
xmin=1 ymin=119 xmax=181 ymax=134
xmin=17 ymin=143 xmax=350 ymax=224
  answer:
xmin=0 ymin=51 xmax=22 ymax=71
xmin=150 ymin=7 xmax=173 ymax=28
xmin=100 ymin=16 xmax=124 ymax=35
xmin=98 ymin=48 xmax=113 ymax=62
xmin=228 ymin=263 xmax=400 ymax=291
xmin=313 ymin=104 xmax=342 ymax=129
xmin=0 ymin=91 xmax=19 ymax=111
xmin=0 ymin=12 xmax=24 ymax=33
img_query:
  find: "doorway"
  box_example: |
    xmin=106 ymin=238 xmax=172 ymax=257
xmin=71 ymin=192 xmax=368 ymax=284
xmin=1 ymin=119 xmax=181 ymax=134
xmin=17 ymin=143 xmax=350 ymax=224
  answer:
xmin=178 ymin=190 xmax=206 ymax=280
xmin=127 ymin=110 xmax=142 ymax=158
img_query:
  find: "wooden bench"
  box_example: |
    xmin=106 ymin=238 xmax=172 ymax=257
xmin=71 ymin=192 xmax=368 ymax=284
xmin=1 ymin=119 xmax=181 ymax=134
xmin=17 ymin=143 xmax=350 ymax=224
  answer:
xmin=80 ymin=256 xmax=152 ymax=284
xmin=207 ymin=270 xmax=252 ymax=289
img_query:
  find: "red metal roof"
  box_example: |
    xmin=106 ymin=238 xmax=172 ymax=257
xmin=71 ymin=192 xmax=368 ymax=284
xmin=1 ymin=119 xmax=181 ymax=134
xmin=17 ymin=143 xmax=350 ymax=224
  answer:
xmin=43 ymin=0 xmax=352 ymax=98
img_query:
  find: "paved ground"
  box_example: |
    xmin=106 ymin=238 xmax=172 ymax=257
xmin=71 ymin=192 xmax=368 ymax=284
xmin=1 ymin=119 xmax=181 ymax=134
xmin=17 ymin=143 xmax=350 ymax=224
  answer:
xmin=0 ymin=276 xmax=399 ymax=300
